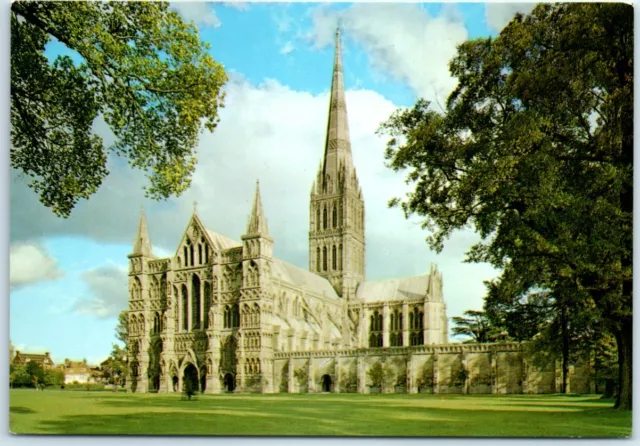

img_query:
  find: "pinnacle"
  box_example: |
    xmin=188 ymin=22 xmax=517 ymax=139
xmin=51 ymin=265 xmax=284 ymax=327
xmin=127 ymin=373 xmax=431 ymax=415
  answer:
xmin=132 ymin=206 xmax=153 ymax=257
xmin=246 ymin=179 xmax=269 ymax=235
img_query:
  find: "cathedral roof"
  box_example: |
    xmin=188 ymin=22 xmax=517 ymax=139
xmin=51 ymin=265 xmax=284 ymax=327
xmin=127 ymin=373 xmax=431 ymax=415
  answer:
xmin=271 ymin=259 xmax=340 ymax=299
xmin=356 ymin=275 xmax=436 ymax=302
xmin=204 ymin=229 xmax=242 ymax=250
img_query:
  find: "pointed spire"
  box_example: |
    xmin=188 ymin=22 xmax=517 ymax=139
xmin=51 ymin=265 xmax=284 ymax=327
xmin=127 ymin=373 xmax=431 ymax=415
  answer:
xmin=246 ymin=179 xmax=269 ymax=235
xmin=132 ymin=206 xmax=152 ymax=256
xmin=323 ymin=27 xmax=353 ymax=180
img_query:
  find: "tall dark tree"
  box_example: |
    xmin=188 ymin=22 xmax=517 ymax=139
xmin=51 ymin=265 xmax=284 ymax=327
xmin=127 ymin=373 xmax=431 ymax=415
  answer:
xmin=11 ymin=1 xmax=227 ymax=217
xmin=380 ymin=3 xmax=632 ymax=409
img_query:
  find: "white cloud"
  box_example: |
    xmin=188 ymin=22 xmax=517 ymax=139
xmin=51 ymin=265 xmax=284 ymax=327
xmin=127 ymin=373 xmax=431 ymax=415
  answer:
xmin=75 ymin=266 xmax=128 ymax=318
xmin=485 ymin=3 xmax=536 ymax=32
xmin=10 ymin=243 xmax=64 ymax=289
xmin=169 ymin=1 xmax=220 ymax=28
xmin=11 ymin=74 xmax=498 ymax=320
xmin=280 ymin=41 xmax=295 ymax=55
xmin=223 ymin=1 xmax=250 ymax=12
xmin=305 ymin=3 xmax=468 ymax=104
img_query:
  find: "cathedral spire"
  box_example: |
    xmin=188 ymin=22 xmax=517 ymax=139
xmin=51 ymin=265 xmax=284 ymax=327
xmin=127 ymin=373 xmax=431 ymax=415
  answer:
xmin=323 ymin=27 xmax=352 ymax=180
xmin=246 ymin=180 xmax=269 ymax=235
xmin=132 ymin=206 xmax=152 ymax=257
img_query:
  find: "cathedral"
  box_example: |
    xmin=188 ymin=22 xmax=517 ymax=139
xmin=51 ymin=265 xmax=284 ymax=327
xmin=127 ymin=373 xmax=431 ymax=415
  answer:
xmin=126 ymin=30 xmax=593 ymax=395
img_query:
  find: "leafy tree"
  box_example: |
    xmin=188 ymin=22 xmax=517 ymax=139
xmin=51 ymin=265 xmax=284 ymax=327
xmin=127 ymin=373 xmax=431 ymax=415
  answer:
xmin=379 ymin=3 xmax=632 ymax=409
xmin=44 ymin=368 xmax=65 ymax=387
xmin=10 ymin=364 xmax=31 ymax=388
xmin=103 ymin=344 xmax=127 ymax=390
xmin=116 ymin=310 xmax=128 ymax=346
xmin=11 ymin=1 xmax=227 ymax=217
xmin=451 ymin=310 xmax=505 ymax=343
xmin=25 ymin=361 xmax=46 ymax=388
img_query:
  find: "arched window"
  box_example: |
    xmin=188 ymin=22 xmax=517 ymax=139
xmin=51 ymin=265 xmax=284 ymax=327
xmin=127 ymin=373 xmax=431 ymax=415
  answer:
xmin=183 ymin=246 xmax=188 ymax=267
xmin=323 ymin=206 xmax=327 ymax=230
xmin=316 ymin=247 xmax=321 ymax=272
xmin=181 ymin=284 xmax=188 ymax=331
xmin=203 ymin=282 xmax=211 ymax=328
xmin=189 ymin=245 xmax=194 ymax=268
xmin=198 ymin=244 xmax=203 ymax=265
xmin=192 ymin=275 xmax=201 ymax=330
xmin=205 ymin=245 xmax=209 ymax=264
xmin=339 ymin=244 xmax=342 ymax=269
xmin=322 ymin=247 xmax=327 ymax=271
xmin=224 ymin=306 xmax=231 ymax=328
xmin=332 ymin=206 xmax=337 ymax=228
xmin=316 ymin=208 xmax=321 ymax=232
xmin=233 ymin=304 xmax=239 ymax=328
xmin=339 ymin=203 xmax=343 ymax=225
xmin=332 ymin=245 xmax=337 ymax=270
xmin=369 ymin=310 xmax=383 ymax=348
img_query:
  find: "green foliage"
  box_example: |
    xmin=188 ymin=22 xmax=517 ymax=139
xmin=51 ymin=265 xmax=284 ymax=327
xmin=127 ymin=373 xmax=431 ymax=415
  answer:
xmin=454 ymin=365 xmax=469 ymax=387
xmin=11 ymin=1 xmax=227 ymax=217
xmin=116 ymin=310 xmax=128 ymax=346
xmin=10 ymin=364 xmax=33 ymax=388
xmin=416 ymin=363 xmax=434 ymax=389
xmin=44 ymin=369 xmax=65 ymax=387
xmin=63 ymin=382 xmax=106 ymax=391
xmin=451 ymin=310 xmax=505 ymax=343
xmin=367 ymin=362 xmax=383 ymax=387
xmin=293 ymin=367 xmax=308 ymax=387
xmin=102 ymin=344 xmax=127 ymax=389
xmin=379 ymin=3 xmax=632 ymax=409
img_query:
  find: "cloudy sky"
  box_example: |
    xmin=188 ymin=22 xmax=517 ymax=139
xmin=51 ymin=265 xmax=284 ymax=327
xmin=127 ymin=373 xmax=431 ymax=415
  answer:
xmin=10 ymin=1 xmax=535 ymax=365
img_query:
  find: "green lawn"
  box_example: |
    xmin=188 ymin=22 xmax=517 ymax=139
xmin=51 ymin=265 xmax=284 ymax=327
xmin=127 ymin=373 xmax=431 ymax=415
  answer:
xmin=9 ymin=389 xmax=631 ymax=437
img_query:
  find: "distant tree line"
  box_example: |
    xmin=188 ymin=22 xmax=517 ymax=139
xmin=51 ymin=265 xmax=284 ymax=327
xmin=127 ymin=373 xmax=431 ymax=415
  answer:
xmin=10 ymin=361 xmax=63 ymax=389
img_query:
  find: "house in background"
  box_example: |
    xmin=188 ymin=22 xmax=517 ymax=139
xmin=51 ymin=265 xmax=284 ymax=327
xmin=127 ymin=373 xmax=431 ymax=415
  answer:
xmin=12 ymin=351 xmax=56 ymax=369
xmin=58 ymin=359 xmax=98 ymax=384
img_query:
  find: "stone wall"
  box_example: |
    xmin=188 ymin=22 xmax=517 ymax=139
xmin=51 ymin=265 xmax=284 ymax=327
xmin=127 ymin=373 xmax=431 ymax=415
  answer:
xmin=272 ymin=342 xmax=593 ymax=395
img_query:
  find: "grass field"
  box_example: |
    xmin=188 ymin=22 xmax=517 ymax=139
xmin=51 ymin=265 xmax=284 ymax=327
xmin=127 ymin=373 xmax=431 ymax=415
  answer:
xmin=9 ymin=389 xmax=631 ymax=437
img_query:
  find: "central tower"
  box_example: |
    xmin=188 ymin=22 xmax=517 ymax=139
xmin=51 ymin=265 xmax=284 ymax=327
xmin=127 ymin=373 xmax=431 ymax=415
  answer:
xmin=309 ymin=29 xmax=365 ymax=299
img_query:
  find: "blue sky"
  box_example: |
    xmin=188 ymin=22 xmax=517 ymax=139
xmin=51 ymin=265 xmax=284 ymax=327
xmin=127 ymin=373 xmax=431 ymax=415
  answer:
xmin=10 ymin=2 xmax=532 ymax=365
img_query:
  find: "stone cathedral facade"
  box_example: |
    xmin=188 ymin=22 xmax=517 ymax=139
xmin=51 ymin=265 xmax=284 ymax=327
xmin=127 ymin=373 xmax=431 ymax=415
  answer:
xmin=126 ymin=31 xmax=594 ymax=395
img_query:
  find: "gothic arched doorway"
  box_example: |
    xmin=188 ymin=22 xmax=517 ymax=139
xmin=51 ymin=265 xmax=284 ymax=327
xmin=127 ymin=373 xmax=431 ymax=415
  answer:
xmin=183 ymin=364 xmax=199 ymax=393
xmin=200 ymin=374 xmax=207 ymax=393
xmin=224 ymin=373 xmax=235 ymax=392
xmin=152 ymin=375 xmax=160 ymax=392
xmin=322 ymin=374 xmax=332 ymax=392
xmin=172 ymin=375 xmax=179 ymax=392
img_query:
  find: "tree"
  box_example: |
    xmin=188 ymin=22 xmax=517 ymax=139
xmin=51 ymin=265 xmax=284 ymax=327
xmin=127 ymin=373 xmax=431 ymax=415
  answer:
xmin=379 ymin=4 xmax=632 ymax=409
xmin=451 ymin=310 xmax=504 ymax=344
xmin=103 ymin=344 xmax=127 ymax=391
xmin=11 ymin=1 xmax=227 ymax=217
xmin=116 ymin=310 xmax=128 ymax=346
xmin=44 ymin=368 xmax=65 ymax=388
xmin=10 ymin=364 xmax=31 ymax=388
xmin=24 ymin=361 xmax=46 ymax=388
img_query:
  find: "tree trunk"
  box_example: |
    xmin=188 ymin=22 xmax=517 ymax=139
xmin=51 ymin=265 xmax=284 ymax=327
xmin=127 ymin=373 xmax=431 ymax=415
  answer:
xmin=560 ymin=305 xmax=569 ymax=394
xmin=613 ymin=317 xmax=632 ymax=410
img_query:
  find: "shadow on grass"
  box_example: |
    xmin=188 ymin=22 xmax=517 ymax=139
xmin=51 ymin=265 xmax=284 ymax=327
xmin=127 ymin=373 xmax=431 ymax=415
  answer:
xmin=26 ymin=405 xmax=631 ymax=438
xmin=10 ymin=406 xmax=37 ymax=414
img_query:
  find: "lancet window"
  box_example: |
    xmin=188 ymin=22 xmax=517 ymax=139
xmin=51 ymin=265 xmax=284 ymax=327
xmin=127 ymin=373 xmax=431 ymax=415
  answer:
xmin=389 ymin=308 xmax=403 ymax=347
xmin=369 ymin=309 xmax=383 ymax=348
